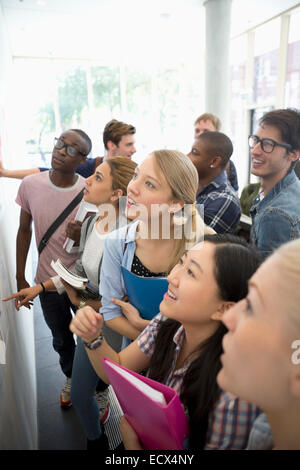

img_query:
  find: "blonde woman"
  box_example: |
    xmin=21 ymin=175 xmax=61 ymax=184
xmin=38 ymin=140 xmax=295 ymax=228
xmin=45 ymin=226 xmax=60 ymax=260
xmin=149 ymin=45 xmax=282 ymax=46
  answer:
xmin=96 ymin=150 xmax=214 ymax=346
xmin=218 ymin=238 xmax=300 ymax=450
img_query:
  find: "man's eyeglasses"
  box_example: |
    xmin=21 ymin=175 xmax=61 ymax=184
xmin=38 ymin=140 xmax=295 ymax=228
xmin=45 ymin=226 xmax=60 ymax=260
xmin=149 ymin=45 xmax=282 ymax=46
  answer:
xmin=248 ymin=135 xmax=293 ymax=154
xmin=54 ymin=138 xmax=86 ymax=158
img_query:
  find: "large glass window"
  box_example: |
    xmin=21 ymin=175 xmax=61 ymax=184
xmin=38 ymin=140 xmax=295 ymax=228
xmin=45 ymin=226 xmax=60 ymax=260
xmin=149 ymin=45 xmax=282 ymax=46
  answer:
xmin=7 ymin=57 xmax=204 ymax=168
xmin=253 ymin=18 xmax=280 ymax=105
xmin=229 ymin=35 xmax=247 ymax=141
xmin=8 ymin=59 xmax=58 ymax=169
xmin=228 ymin=35 xmax=248 ymax=190
xmin=4 ymin=0 xmax=207 ymax=169
xmin=285 ymin=8 xmax=300 ymax=108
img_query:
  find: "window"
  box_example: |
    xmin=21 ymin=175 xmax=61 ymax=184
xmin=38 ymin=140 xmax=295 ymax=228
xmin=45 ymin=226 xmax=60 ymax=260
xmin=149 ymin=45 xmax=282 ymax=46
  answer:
xmin=8 ymin=57 xmax=205 ymax=168
xmin=253 ymin=18 xmax=280 ymax=105
xmin=228 ymin=35 xmax=248 ymax=190
xmin=229 ymin=35 xmax=247 ymax=141
xmin=285 ymin=8 xmax=300 ymax=108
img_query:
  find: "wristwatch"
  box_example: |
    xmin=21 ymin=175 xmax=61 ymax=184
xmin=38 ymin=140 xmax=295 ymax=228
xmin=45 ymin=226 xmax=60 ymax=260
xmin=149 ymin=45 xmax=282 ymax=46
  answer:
xmin=84 ymin=332 xmax=104 ymax=350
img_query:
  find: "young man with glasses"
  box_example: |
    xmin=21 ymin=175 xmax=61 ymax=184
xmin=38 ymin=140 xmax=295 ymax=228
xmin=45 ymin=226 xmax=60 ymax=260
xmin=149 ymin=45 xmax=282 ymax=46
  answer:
xmin=249 ymin=108 xmax=300 ymax=258
xmin=14 ymin=129 xmax=90 ymax=407
xmin=0 ymin=119 xmax=136 ymax=179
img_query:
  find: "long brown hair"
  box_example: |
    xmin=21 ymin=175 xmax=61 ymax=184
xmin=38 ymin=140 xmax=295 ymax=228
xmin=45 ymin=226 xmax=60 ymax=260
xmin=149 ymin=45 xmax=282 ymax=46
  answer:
xmin=105 ymin=156 xmax=137 ymax=197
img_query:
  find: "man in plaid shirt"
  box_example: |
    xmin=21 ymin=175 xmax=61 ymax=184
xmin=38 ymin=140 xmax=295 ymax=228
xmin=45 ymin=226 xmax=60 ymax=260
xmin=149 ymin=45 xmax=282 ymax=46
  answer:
xmin=187 ymin=131 xmax=241 ymax=233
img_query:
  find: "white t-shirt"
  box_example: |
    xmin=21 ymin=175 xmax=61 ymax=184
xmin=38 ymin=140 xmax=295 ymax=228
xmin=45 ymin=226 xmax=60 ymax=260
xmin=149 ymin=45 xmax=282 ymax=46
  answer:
xmin=81 ymin=222 xmax=107 ymax=286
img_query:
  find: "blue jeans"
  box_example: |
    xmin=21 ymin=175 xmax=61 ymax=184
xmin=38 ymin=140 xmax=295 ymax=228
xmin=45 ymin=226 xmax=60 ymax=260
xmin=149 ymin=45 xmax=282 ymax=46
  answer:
xmin=70 ymin=337 xmax=107 ymax=440
xmin=39 ymin=291 xmax=76 ymax=378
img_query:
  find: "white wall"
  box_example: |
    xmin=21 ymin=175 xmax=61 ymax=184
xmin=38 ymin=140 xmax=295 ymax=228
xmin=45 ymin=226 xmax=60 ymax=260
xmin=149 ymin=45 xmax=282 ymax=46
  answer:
xmin=0 ymin=1 xmax=38 ymax=450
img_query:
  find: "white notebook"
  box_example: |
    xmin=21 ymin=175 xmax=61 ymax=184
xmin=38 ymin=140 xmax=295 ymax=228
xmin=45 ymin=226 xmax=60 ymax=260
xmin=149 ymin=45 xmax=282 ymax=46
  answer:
xmin=108 ymin=361 xmax=167 ymax=406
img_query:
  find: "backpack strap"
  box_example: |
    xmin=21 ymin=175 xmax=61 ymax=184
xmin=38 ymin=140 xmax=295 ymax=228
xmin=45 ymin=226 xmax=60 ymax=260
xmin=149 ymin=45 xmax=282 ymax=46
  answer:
xmin=84 ymin=213 xmax=98 ymax=243
xmin=123 ymin=226 xmax=130 ymax=254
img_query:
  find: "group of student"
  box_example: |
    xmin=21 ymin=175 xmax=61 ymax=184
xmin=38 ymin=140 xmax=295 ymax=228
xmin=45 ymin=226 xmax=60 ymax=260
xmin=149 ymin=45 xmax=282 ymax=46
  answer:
xmin=1 ymin=108 xmax=300 ymax=451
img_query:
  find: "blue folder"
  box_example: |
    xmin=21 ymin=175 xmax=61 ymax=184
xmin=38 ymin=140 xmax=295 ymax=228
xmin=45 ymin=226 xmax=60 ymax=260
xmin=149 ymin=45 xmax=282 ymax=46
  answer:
xmin=121 ymin=266 xmax=169 ymax=320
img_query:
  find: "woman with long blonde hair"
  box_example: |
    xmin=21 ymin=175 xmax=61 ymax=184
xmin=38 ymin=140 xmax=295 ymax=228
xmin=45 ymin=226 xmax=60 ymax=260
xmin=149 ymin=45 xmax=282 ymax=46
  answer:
xmin=218 ymin=238 xmax=300 ymax=450
xmin=96 ymin=149 xmax=214 ymax=345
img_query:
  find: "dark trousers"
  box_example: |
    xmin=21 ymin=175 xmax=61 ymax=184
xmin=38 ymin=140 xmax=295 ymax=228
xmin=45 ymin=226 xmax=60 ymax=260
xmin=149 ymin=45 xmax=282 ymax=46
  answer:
xmin=39 ymin=291 xmax=77 ymax=378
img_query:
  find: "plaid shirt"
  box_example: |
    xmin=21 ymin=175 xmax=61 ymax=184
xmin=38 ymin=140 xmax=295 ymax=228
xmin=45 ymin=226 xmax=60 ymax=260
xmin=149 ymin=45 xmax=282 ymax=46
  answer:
xmin=138 ymin=313 xmax=261 ymax=450
xmin=196 ymin=171 xmax=241 ymax=233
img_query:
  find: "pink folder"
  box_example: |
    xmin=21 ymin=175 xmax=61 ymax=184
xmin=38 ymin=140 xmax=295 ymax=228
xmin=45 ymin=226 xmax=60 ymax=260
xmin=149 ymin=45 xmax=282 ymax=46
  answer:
xmin=101 ymin=357 xmax=189 ymax=450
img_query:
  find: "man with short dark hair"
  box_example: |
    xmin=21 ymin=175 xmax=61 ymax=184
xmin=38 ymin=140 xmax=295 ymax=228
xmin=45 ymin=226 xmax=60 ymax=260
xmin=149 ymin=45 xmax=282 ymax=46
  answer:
xmin=187 ymin=131 xmax=241 ymax=233
xmin=249 ymin=108 xmax=300 ymax=258
xmin=65 ymin=119 xmax=136 ymax=242
xmin=15 ymin=129 xmax=90 ymax=407
xmin=193 ymin=113 xmax=238 ymax=192
xmin=102 ymin=119 xmax=136 ymax=159
xmin=0 ymin=119 xmax=136 ymax=180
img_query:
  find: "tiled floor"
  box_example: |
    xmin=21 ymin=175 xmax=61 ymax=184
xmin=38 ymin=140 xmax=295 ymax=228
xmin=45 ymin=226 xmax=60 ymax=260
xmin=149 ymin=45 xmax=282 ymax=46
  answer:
xmin=32 ymin=241 xmax=123 ymax=451
xmin=34 ymin=295 xmax=86 ymax=450
xmin=34 ymin=296 xmax=123 ymax=451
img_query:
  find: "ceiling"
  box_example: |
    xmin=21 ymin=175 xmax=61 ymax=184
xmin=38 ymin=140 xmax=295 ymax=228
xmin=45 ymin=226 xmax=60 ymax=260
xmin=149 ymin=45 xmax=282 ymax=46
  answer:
xmin=0 ymin=0 xmax=206 ymax=62
xmin=1 ymin=0 xmax=299 ymax=61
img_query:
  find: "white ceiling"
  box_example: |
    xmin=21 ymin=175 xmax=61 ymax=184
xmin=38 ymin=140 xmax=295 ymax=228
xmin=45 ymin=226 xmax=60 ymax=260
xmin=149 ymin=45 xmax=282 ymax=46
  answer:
xmin=0 ymin=0 xmax=206 ymax=62
xmin=1 ymin=0 xmax=299 ymax=60
xmin=231 ymin=0 xmax=300 ymax=35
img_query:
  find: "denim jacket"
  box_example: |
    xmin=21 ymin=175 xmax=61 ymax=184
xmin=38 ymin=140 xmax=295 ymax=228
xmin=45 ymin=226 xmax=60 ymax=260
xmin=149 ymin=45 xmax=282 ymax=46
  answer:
xmin=250 ymin=170 xmax=300 ymax=258
xmin=99 ymin=220 xmax=140 ymax=348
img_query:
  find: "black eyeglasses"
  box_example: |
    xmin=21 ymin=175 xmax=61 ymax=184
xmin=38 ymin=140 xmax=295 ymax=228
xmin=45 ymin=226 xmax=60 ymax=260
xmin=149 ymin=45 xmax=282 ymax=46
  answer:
xmin=248 ymin=135 xmax=293 ymax=154
xmin=54 ymin=138 xmax=86 ymax=157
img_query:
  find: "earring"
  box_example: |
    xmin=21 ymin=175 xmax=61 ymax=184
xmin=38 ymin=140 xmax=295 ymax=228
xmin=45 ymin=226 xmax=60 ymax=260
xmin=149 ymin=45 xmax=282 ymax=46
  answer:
xmin=210 ymin=165 xmax=214 ymax=168
xmin=172 ymin=210 xmax=188 ymax=225
xmin=173 ymin=214 xmax=187 ymax=225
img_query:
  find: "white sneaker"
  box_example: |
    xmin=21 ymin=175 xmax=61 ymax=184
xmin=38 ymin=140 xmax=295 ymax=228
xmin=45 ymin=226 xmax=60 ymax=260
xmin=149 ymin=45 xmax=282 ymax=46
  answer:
xmin=95 ymin=388 xmax=110 ymax=424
